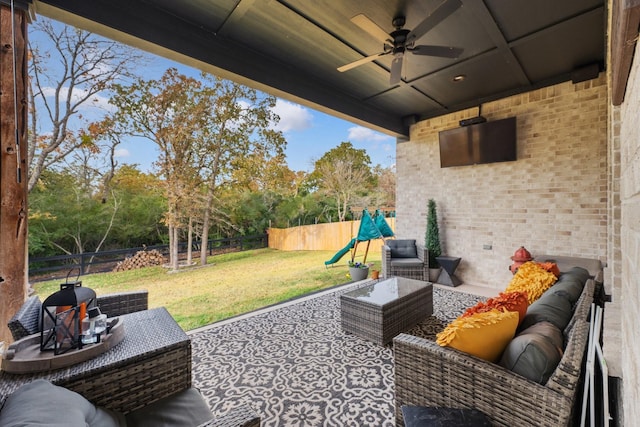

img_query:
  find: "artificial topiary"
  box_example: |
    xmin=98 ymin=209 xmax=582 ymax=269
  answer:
xmin=425 ymin=199 xmax=442 ymax=268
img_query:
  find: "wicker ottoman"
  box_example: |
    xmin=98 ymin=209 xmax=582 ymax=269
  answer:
xmin=340 ymin=277 xmax=433 ymax=345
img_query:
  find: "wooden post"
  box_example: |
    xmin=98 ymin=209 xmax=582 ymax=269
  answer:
xmin=0 ymin=1 xmax=29 ymax=344
xmin=362 ymin=240 xmax=371 ymax=264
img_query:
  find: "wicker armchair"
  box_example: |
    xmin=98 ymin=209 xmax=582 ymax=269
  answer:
xmin=7 ymin=290 xmax=149 ymax=342
xmin=381 ymin=239 xmax=429 ymax=281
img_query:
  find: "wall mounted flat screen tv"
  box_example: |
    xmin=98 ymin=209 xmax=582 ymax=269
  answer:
xmin=439 ymin=117 xmax=517 ymax=168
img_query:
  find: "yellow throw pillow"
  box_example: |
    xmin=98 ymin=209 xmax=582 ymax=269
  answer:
xmin=505 ymin=261 xmax=558 ymax=304
xmin=436 ymin=309 xmax=519 ymax=362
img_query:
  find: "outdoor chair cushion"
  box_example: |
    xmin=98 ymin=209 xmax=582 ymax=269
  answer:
xmin=125 ymin=387 xmax=213 ymax=427
xmin=549 ymin=267 xmax=590 ymax=304
xmin=499 ymin=321 xmax=564 ymax=384
xmin=518 ymin=286 xmax=574 ymax=331
xmin=0 ymin=380 xmax=215 ymax=427
xmin=0 ymin=379 xmax=126 ymax=427
xmin=387 ymin=239 xmax=418 ymax=258
xmin=390 ymin=258 xmax=424 ymax=267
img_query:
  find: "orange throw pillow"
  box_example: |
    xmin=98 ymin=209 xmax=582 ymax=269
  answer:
xmin=462 ymin=291 xmax=529 ymax=325
xmin=537 ymin=262 xmax=561 ymax=277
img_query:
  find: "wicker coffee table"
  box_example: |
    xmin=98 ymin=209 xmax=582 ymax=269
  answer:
xmin=340 ymin=277 xmax=433 ymax=345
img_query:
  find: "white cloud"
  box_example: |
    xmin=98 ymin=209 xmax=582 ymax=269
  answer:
xmin=271 ymin=100 xmax=313 ymax=132
xmin=114 ymin=148 xmax=130 ymax=158
xmin=347 ymin=126 xmax=392 ymax=142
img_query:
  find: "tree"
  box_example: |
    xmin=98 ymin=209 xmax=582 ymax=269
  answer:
xmin=371 ymin=164 xmax=396 ymax=210
xmin=425 ymin=199 xmax=442 ymax=268
xmin=188 ymin=74 xmax=285 ymax=265
xmin=109 ymin=70 xmax=285 ymax=268
xmin=110 ymin=69 xmax=205 ymax=269
xmin=27 ymin=18 xmax=145 ymax=193
xmin=108 ymin=165 xmax=167 ymax=247
xmin=28 ymin=167 xmax=117 ymax=261
xmin=29 ymin=164 xmax=167 ymax=259
xmin=310 ymin=142 xmax=374 ymax=221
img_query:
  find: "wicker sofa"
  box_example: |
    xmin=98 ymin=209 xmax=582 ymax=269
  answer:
xmin=394 ymin=256 xmax=603 ymax=427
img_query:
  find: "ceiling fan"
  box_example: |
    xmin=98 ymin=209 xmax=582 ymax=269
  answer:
xmin=337 ymin=0 xmax=464 ymax=85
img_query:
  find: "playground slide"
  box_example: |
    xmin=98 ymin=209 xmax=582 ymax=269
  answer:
xmin=324 ymin=238 xmax=356 ymax=266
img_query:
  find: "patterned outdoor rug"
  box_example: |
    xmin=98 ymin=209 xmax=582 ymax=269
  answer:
xmin=190 ymin=282 xmax=484 ymax=426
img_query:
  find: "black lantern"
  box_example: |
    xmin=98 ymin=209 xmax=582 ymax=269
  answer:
xmin=40 ymin=280 xmax=96 ymax=354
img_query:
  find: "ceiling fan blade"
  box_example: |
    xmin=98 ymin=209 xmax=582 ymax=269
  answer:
xmin=409 ymin=45 xmax=463 ymax=58
xmin=337 ymin=51 xmax=388 ymax=72
xmin=350 ymin=14 xmax=391 ymax=43
xmin=406 ymin=0 xmax=462 ymax=45
xmin=389 ymin=55 xmax=404 ymax=85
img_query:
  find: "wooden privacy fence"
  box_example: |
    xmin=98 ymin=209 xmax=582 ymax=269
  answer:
xmin=268 ymin=218 xmax=396 ymax=252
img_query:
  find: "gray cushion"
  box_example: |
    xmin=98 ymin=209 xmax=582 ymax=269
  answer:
xmin=126 ymin=387 xmax=212 ymax=427
xmin=518 ymin=321 xmax=564 ymax=349
xmin=551 ymin=267 xmax=590 ymax=304
xmin=500 ymin=321 xmax=564 ymax=384
xmin=519 ymin=288 xmax=574 ymax=331
xmin=0 ymin=379 xmax=125 ymax=427
xmin=390 ymin=258 xmax=423 ymax=267
xmin=387 ymin=239 xmax=417 ymax=258
xmin=536 ymin=255 xmax=601 ymax=278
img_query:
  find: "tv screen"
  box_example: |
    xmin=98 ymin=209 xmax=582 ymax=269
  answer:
xmin=439 ymin=117 xmax=517 ymax=168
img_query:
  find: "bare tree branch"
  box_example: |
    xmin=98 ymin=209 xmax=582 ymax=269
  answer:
xmin=27 ymin=18 xmax=146 ymax=192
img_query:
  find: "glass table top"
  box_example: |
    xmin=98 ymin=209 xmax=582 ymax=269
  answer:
xmin=343 ymin=277 xmax=431 ymax=306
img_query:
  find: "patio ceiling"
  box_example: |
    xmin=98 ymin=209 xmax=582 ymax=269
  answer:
xmin=31 ymin=0 xmax=605 ymax=138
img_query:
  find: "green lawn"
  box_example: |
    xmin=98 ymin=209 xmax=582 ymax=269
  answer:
xmin=32 ymin=249 xmax=381 ymax=331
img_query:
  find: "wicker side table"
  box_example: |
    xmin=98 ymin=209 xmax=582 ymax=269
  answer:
xmin=340 ymin=277 xmax=433 ymax=345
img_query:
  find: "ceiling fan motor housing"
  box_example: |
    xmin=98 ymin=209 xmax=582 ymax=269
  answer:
xmin=391 ymin=28 xmax=410 ymax=53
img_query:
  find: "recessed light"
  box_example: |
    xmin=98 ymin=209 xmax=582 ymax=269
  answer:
xmin=452 ymin=74 xmax=466 ymax=82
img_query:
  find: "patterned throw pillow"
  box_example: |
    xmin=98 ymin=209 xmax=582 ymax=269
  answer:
xmin=505 ymin=261 xmax=558 ymax=304
xmin=436 ymin=309 xmax=519 ymax=362
xmin=461 ymin=291 xmax=529 ymax=325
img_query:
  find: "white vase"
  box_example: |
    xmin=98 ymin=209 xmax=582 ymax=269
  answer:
xmin=428 ymin=268 xmax=441 ymax=282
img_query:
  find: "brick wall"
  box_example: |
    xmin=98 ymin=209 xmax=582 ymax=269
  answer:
xmin=618 ymin=38 xmax=640 ymax=425
xmin=397 ymin=74 xmax=608 ymax=290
